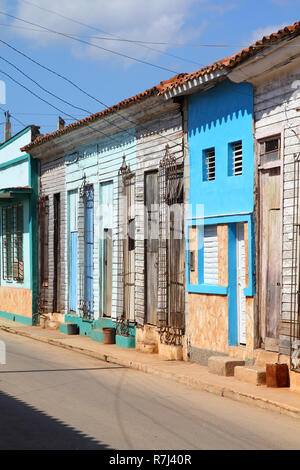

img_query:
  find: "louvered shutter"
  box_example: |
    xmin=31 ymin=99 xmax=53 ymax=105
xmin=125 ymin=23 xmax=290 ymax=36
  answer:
xmin=203 ymin=225 xmax=218 ymax=285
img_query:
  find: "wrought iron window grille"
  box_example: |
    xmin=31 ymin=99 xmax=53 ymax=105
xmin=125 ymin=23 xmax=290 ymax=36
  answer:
xmin=79 ymin=299 xmax=94 ymax=320
xmin=2 ymin=203 xmax=24 ymax=282
xmin=116 ymin=316 xmax=136 ymax=337
xmin=158 ymin=326 xmax=185 ymax=346
xmin=79 ymin=174 xmax=93 ymax=200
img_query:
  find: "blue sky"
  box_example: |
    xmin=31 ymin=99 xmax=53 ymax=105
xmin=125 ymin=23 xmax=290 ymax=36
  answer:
xmin=0 ymin=0 xmax=299 ymax=137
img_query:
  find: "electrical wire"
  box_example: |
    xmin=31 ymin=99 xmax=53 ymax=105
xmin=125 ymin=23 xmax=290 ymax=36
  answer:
xmin=0 ymin=66 xmax=187 ymax=166
xmin=0 ymin=38 xmax=186 ymax=152
xmin=16 ymin=0 xmax=204 ymax=66
xmin=0 ymin=103 xmax=26 ymax=127
xmin=0 ymin=10 xmax=179 ymax=74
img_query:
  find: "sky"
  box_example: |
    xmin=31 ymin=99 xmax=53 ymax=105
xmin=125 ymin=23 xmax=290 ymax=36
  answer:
xmin=0 ymin=0 xmax=299 ymax=137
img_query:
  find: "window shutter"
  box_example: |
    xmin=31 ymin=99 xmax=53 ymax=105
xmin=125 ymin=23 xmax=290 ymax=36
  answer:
xmin=232 ymin=141 xmax=243 ymax=175
xmin=203 ymin=225 xmax=218 ymax=285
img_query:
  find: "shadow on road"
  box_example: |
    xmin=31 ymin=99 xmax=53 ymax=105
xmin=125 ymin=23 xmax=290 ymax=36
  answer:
xmin=0 ymin=366 xmax=125 ymax=374
xmin=0 ymin=390 xmax=111 ymax=450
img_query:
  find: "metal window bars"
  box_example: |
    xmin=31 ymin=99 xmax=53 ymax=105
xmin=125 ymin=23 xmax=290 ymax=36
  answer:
xmin=290 ymin=152 xmax=300 ymax=371
xmin=79 ymin=175 xmax=94 ymax=320
xmin=158 ymin=145 xmax=185 ymax=344
xmin=118 ymin=155 xmax=136 ymax=323
xmin=37 ymin=193 xmax=49 ymax=314
xmin=204 ymin=148 xmax=215 ymax=181
xmin=2 ymin=204 xmax=24 ymax=282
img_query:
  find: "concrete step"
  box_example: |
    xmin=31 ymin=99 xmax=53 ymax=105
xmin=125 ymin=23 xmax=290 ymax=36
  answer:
xmin=255 ymin=350 xmax=279 ymax=367
xmin=208 ymin=356 xmax=245 ymax=377
xmin=45 ymin=319 xmax=59 ymax=330
xmin=136 ymin=341 xmax=158 ymax=354
xmin=234 ymin=365 xmax=266 ymax=386
xmin=59 ymin=322 xmax=79 ymax=335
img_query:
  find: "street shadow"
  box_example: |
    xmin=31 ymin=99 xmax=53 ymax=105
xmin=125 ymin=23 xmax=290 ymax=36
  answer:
xmin=0 ymin=366 xmax=125 ymax=374
xmin=0 ymin=390 xmax=111 ymax=450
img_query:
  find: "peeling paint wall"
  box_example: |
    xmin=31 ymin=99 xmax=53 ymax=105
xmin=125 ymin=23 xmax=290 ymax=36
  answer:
xmin=0 ymin=286 xmax=32 ymax=317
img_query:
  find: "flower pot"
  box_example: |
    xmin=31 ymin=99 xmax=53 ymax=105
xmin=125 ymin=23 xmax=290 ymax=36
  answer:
xmin=102 ymin=327 xmax=116 ymax=344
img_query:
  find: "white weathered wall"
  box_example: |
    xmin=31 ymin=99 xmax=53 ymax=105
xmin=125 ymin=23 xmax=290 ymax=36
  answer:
xmin=254 ymin=60 xmax=300 ymax=353
xmin=135 ymin=101 xmax=184 ymax=325
xmin=39 ymin=153 xmax=66 ymax=313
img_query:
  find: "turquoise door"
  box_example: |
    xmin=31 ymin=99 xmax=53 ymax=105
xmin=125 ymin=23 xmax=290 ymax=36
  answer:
xmin=70 ymin=232 xmax=78 ymax=312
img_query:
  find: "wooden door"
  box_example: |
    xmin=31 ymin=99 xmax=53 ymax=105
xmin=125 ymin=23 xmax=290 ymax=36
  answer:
xmin=53 ymin=193 xmax=61 ymax=313
xmin=237 ymin=223 xmax=246 ymax=345
xmin=168 ymin=202 xmax=185 ymax=328
xmin=259 ymin=166 xmax=281 ymax=351
xmin=145 ymin=172 xmax=158 ymax=325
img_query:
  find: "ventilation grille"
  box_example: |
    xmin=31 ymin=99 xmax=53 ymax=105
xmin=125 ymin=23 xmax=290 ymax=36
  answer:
xmin=232 ymin=141 xmax=243 ymax=175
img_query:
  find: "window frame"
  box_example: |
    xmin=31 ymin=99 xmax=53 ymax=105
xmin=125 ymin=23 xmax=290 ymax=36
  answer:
xmin=1 ymin=203 xmax=24 ymax=283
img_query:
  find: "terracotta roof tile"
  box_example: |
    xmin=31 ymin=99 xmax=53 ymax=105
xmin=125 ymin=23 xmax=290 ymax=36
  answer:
xmin=22 ymin=21 xmax=300 ymax=152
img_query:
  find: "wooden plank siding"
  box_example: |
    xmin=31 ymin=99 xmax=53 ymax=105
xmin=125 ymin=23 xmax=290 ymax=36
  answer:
xmin=135 ymin=102 xmax=184 ymax=325
xmin=254 ymin=63 xmax=300 ymax=353
xmin=39 ymin=153 xmax=66 ymax=313
xmin=65 ymin=131 xmax=136 ymax=321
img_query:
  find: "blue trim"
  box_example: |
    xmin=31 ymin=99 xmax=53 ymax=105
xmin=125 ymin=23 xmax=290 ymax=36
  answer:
xmin=228 ymin=223 xmax=238 ymax=346
xmin=186 ymin=213 xmax=255 ymax=297
xmin=189 ymin=284 xmax=228 ymax=295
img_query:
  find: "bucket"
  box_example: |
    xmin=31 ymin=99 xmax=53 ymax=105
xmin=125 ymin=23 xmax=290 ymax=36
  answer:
xmin=102 ymin=327 xmax=116 ymax=344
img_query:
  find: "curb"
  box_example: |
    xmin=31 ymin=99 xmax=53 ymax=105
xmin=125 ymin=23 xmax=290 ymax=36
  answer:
xmin=1 ymin=324 xmax=300 ymax=419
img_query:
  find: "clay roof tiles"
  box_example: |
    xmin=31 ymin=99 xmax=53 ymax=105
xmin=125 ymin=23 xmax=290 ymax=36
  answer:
xmin=22 ymin=21 xmax=300 ymax=152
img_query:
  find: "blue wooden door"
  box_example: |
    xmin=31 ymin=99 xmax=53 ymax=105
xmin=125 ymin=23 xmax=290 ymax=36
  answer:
xmin=70 ymin=232 xmax=78 ymax=312
xmin=84 ymin=186 xmax=94 ymax=317
xmin=69 ymin=190 xmax=78 ymax=312
xmin=99 ymin=181 xmax=113 ymax=317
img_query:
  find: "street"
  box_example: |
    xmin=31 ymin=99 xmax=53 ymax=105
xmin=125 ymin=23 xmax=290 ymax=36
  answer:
xmin=1 ymin=330 xmax=300 ymax=450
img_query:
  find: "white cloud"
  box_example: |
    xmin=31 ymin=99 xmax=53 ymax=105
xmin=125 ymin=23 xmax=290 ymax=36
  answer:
xmin=7 ymin=0 xmax=208 ymax=68
xmin=249 ymin=23 xmax=287 ymax=43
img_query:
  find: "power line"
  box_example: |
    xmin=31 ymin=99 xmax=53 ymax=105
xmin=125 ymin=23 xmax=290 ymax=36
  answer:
xmin=0 ymin=10 xmax=179 ymax=74
xmin=0 ymin=38 xmax=186 ymax=152
xmin=0 ymin=55 xmax=92 ymax=116
xmin=17 ymin=0 xmax=204 ymax=66
xmin=0 ymin=67 xmax=186 ymax=163
xmin=0 ymin=22 xmax=250 ymax=48
xmin=0 ymin=104 xmax=26 ymax=127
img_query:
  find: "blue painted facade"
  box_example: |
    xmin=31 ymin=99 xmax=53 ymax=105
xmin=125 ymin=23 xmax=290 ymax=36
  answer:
xmin=187 ymin=79 xmax=255 ymax=349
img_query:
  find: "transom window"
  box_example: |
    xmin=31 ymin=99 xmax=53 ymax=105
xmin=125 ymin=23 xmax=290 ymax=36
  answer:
xmin=259 ymin=136 xmax=281 ymax=165
xmin=2 ymin=204 xmax=24 ymax=282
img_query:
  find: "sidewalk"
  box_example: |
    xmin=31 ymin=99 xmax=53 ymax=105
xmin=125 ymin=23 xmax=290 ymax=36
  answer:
xmin=1 ymin=317 xmax=300 ymax=419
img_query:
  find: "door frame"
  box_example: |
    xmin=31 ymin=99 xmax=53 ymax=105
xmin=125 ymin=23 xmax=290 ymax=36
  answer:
xmin=257 ymin=132 xmax=283 ymax=350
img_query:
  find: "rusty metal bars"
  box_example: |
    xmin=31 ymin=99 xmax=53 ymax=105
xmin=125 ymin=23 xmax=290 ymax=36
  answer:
xmin=290 ymin=153 xmax=300 ymax=371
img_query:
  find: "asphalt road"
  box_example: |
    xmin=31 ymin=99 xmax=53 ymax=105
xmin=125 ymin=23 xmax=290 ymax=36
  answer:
xmin=1 ymin=330 xmax=300 ymax=450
